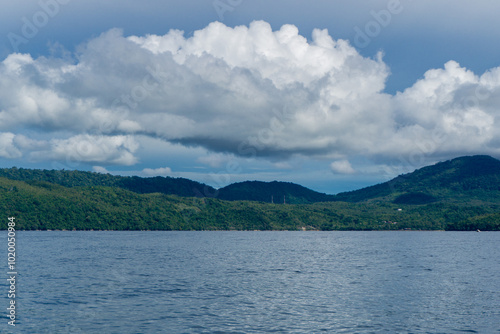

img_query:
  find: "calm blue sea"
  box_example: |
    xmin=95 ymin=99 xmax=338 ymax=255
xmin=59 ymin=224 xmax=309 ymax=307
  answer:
xmin=1 ymin=231 xmax=499 ymax=333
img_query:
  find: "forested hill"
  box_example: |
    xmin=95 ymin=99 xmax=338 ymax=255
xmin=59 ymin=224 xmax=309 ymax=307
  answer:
xmin=1 ymin=155 xmax=499 ymax=205
xmin=217 ymin=181 xmax=335 ymax=204
xmin=0 ymin=155 xmax=499 ymax=231
xmin=333 ymin=155 xmax=500 ymax=203
xmin=0 ymin=168 xmax=216 ymax=198
xmin=0 ymin=168 xmax=334 ymax=203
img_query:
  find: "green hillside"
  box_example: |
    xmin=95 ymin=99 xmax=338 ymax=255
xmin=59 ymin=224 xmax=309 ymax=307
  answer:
xmin=217 ymin=181 xmax=335 ymax=204
xmin=0 ymin=155 xmax=499 ymax=231
xmin=0 ymin=168 xmax=333 ymax=203
xmin=0 ymin=167 xmax=216 ymax=198
xmin=333 ymin=155 xmax=500 ymax=203
xmin=1 ymin=176 xmax=497 ymax=231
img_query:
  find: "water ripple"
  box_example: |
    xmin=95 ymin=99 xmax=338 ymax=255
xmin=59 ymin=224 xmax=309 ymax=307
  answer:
xmin=0 ymin=231 xmax=498 ymax=333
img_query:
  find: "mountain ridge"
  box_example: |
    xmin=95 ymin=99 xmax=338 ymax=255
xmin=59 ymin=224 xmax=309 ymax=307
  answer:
xmin=0 ymin=154 xmax=499 ymax=231
xmin=217 ymin=180 xmax=335 ymax=204
xmin=332 ymin=155 xmax=500 ymax=203
xmin=0 ymin=167 xmax=217 ymax=198
xmin=0 ymin=155 xmax=498 ymax=205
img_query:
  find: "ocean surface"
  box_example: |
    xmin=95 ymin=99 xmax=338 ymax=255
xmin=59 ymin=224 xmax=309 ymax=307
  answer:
xmin=1 ymin=231 xmax=499 ymax=333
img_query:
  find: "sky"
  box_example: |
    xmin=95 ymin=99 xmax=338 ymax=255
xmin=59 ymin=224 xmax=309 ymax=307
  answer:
xmin=0 ymin=0 xmax=500 ymax=194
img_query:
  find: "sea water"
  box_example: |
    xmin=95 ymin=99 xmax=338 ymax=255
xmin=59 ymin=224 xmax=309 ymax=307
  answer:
xmin=0 ymin=231 xmax=498 ymax=333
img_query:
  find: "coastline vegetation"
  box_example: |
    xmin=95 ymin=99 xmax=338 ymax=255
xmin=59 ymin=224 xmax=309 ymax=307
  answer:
xmin=0 ymin=176 xmax=498 ymax=231
xmin=0 ymin=155 xmax=499 ymax=231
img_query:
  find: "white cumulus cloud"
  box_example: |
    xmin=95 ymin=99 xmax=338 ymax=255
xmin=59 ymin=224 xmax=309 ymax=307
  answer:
xmin=330 ymin=160 xmax=356 ymax=174
xmin=30 ymin=135 xmax=139 ymax=165
xmin=142 ymin=167 xmax=172 ymax=176
xmin=0 ymin=133 xmax=22 ymax=159
xmin=0 ymin=21 xmax=499 ymax=169
xmin=92 ymin=166 xmax=110 ymax=174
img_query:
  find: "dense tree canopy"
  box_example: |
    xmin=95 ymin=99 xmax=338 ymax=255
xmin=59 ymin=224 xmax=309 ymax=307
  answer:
xmin=1 ymin=155 xmax=499 ymax=231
